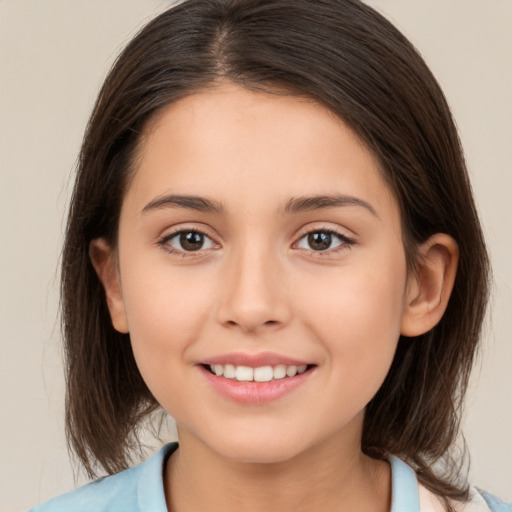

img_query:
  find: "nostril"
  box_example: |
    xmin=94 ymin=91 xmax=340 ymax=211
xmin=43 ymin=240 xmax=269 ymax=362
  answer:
xmin=222 ymin=318 xmax=282 ymax=331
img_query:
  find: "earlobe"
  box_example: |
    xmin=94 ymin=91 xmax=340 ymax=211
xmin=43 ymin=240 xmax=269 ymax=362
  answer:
xmin=89 ymin=238 xmax=129 ymax=334
xmin=401 ymin=234 xmax=459 ymax=337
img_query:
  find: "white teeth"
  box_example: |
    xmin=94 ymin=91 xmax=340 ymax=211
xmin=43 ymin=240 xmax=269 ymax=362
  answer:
xmin=286 ymin=365 xmax=298 ymax=377
xmin=209 ymin=363 xmax=310 ymax=382
xmin=273 ymin=365 xmax=287 ymax=379
xmin=224 ymin=364 xmax=236 ymax=379
xmin=235 ymin=366 xmax=254 ymax=381
xmin=253 ymin=366 xmax=273 ymax=382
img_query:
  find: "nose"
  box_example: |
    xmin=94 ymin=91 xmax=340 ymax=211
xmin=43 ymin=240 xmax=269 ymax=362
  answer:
xmin=216 ymin=244 xmax=291 ymax=334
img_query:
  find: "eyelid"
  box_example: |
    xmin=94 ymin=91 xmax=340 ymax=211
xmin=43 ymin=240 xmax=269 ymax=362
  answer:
xmin=293 ymin=222 xmax=356 ymax=241
xmin=158 ymin=222 xmax=219 ymax=241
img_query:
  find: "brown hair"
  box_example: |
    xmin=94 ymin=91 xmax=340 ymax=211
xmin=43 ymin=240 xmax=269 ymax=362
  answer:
xmin=61 ymin=0 xmax=489 ymax=503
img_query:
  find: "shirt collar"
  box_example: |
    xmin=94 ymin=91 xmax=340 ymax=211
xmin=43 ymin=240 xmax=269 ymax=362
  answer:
xmin=138 ymin=445 xmax=422 ymax=512
xmin=390 ymin=455 xmax=421 ymax=512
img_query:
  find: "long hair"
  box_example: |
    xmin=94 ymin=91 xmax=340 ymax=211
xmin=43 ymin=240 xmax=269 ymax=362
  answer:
xmin=61 ymin=0 xmax=489 ymax=502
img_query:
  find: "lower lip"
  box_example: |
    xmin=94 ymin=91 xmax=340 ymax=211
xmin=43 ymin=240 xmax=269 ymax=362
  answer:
xmin=199 ymin=366 xmax=314 ymax=405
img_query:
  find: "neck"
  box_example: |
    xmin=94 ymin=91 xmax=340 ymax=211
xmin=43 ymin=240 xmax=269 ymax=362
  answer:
xmin=164 ymin=425 xmax=391 ymax=512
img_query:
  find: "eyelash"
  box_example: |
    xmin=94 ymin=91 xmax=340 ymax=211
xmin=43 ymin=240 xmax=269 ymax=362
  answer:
xmin=157 ymin=228 xmax=218 ymax=257
xmin=294 ymin=229 xmax=355 ymax=256
xmin=157 ymin=227 xmax=355 ymax=257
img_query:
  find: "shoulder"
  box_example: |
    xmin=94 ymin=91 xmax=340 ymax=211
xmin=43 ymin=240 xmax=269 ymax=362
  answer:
xmin=391 ymin=455 xmax=511 ymax=512
xmin=419 ymin=480 xmax=511 ymax=512
xmin=28 ymin=443 xmax=177 ymax=512
xmin=477 ymin=490 xmax=512 ymax=512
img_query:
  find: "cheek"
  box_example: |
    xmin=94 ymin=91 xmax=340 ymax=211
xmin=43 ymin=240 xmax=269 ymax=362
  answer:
xmin=298 ymin=254 xmax=407 ymax=389
xmin=119 ymin=259 xmax=214 ymax=388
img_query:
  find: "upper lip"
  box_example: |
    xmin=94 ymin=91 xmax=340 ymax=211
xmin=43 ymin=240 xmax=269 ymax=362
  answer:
xmin=201 ymin=351 xmax=313 ymax=368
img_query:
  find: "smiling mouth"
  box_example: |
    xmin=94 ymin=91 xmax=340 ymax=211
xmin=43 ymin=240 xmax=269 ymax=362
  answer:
xmin=202 ymin=363 xmax=315 ymax=382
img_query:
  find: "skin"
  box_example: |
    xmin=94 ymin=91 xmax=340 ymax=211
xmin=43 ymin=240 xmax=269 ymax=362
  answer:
xmin=91 ymin=84 xmax=458 ymax=512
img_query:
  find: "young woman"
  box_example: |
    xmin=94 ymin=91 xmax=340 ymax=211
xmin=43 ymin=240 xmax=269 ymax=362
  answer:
xmin=30 ymin=1 xmax=510 ymax=511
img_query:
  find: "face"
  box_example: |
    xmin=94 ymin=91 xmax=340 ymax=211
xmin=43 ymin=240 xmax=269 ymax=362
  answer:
xmin=100 ymin=84 xmax=413 ymax=464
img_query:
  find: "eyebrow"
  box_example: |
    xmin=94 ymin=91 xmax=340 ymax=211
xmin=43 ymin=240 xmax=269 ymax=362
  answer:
xmin=284 ymin=195 xmax=379 ymax=218
xmin=141 ymin=194 xmax=225 ymax=215
xmin=140 ymin=193 xmax=378 ymax=218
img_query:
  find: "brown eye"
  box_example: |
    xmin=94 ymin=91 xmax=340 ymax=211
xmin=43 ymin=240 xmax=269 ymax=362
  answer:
xmin=296 ymin=230 xmax=350 ymax=252
xmin=180 ymin=231 xmax=204 ymax=251
xmin=307 ymin=232 xmax=332 ymax=251
xmin=165 ymin=230 xmax=216 ymax=253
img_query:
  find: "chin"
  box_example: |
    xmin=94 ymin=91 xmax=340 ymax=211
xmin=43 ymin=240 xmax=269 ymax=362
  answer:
xmin=202 ymin=429 xmax=311 ymax=465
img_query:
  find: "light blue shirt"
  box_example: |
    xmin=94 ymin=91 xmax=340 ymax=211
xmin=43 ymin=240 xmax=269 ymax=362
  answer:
xmin=30 ymin=443 xmax=510 ymax=512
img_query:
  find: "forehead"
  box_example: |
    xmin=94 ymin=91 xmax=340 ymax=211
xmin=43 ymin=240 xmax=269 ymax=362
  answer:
xmin=125 ymin=84 xmax=398 ymax=220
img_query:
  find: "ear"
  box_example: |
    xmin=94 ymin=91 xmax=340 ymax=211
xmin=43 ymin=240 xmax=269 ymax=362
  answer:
xmin=401 ymin=233 xmax=459 ymax=337
xmin=89 ymin=238 xmax=129 ymax=333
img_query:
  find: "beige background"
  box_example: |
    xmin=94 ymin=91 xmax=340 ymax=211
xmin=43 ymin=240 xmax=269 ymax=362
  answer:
xmin=1 ymin=1 xmax=510 ymax=510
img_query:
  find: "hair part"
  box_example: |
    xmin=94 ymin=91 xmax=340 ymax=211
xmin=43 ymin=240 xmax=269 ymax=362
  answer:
xmin=61 ymin=0 xmax=489 ymax=504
